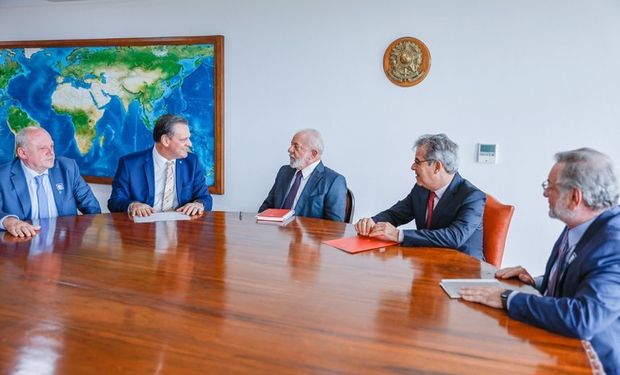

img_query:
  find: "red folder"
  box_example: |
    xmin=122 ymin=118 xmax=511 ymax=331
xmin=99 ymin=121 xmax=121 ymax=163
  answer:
xmin=322 ymin=236 xmax=399 ymax=254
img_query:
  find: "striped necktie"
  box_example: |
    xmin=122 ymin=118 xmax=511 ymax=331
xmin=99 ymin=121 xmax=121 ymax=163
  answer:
xmin=161 ymin=161 xmax=175 ymax=211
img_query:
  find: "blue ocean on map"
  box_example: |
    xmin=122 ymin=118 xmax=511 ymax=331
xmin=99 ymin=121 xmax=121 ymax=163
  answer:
xmin=0 ymin=44 xmax=216 ymax=186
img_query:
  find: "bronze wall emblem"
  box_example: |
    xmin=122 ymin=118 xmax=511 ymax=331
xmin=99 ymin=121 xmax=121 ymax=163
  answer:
xmin=383 ymin=37 xmax=431 ymax=87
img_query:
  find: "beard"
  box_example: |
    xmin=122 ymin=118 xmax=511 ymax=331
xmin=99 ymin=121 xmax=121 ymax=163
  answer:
xmin=548 ymin=193 xmax=576 ymax=221
xmin=289 ymin=153 xmax=311 ymax=170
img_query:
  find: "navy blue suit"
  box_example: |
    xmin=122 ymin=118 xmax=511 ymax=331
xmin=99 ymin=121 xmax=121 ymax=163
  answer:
xmin=372 ymin=173 xmax=485 ymax=259
xmin=107 ymin=148 xmax=212 ymax=212
xmin=0 ymin=156 xmax=101 ymax=222
xmin=509 ymin=207 xmax=620 ymax=374
xmin=259 ymin=162 xmax=347 ymax=222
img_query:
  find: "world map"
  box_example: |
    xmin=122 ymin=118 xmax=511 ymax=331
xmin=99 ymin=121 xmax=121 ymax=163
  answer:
xmin=0 ymin=43 xmax=217 ymax=186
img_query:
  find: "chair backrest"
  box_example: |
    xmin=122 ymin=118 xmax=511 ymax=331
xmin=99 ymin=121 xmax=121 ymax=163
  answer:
xmin=344 ymin=189 xmax=355 ymax=224
xmin=483 ymin=194 xmax=515 ymax=268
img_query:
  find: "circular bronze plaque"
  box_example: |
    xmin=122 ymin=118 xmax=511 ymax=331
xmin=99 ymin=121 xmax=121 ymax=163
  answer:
xmin=383 ymin=37 xmax=431 ymax=87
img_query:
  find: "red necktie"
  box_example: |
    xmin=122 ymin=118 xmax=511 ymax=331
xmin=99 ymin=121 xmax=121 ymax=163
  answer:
xmin=425 ymin=191 xmax=436 ymax=229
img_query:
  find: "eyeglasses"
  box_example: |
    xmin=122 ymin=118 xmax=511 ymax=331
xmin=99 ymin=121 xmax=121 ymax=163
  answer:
xmin=542 ymin=180 xmax=566 ymax=191
xmin=413 ymin=159 xmax=435 ymax=166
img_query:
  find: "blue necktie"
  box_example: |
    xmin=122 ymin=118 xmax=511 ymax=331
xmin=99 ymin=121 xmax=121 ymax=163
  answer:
xmin=546 ymin=231 xmax=569 ymax=296
xmin=35 ymin=174 xmax=50 ymax=219
xmin=282 ymin=171 xmax=303 ymax=209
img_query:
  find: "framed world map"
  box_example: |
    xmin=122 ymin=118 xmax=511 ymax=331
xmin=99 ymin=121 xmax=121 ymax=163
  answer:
xmin=0 ymin=35 xmax=224 ymax=194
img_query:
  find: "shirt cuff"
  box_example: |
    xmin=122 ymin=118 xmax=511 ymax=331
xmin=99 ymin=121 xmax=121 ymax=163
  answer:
xmin=534 ymin=276 xmax=543 ymax=290
xmin=0 ymin=215 xmax=18 ymax=230
xmin=398 ymin=229 xmax=404 ymax=243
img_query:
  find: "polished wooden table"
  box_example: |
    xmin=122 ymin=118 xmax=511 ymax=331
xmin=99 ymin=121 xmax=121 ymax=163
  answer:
xmin=0 ymin=212 xmax=592 ymax=374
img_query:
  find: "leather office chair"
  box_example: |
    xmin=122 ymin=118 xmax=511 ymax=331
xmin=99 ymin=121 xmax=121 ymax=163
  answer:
xmin=483 ymin=194 xmax=515 ymax=268
xmin=344 ymin=189 xmax=355 ymax=224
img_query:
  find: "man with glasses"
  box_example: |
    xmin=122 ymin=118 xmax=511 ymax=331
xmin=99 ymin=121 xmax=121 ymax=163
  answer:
xmin=259 ymin=129 xmax=347 ymax=221
xmin=355 ymin=133 xmax=486 ymax=259
xmin=460 ymin=148 xmax=620 ymax=373
xmin=108 ymin=114 xmax=212 ymax=217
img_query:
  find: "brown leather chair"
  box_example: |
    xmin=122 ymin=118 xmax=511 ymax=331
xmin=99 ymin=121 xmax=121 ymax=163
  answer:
xmin=483 ymin=194 xmax=515 ymax=268
xmin=344 ymin=189 xmax=355 ymax=224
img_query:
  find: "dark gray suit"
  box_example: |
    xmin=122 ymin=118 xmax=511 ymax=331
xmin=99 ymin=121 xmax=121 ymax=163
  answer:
xmin=372 ymin=173 xmax=486 ymax=259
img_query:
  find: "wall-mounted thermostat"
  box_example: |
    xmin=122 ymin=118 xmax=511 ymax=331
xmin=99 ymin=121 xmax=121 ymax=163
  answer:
xmin=477 ymin=143 xmax=497 ymax=164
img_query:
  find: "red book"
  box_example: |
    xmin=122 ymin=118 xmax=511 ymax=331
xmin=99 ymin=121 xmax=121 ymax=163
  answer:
xmin=322 ymin=236 xmax=399 ymax=254
xmin=256 ymin=209 xmax=295 ymax=222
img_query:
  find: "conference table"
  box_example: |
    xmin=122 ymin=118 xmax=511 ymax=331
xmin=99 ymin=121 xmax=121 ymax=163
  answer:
xmin=0 ymin=212 xmax=593 ymax=374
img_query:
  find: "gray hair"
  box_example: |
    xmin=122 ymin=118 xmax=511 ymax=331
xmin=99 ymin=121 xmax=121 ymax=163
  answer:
xmin=297 ymin=128 xmax=324 ymax=155
xmin=414 ymin=133 xmax=459 ymax=174
xmin=15 ymin=126 xmax=45 ymax=149
xmin=555 ymin=148 xmax=619 ymax=210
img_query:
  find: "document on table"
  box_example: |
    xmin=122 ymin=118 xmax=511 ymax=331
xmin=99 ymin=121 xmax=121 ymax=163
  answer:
xmin=439 ymin=279 xmax=501 ymax=299
xmin=322 ymin=236 xmax=399 ymax=254
xmin=131 ymin=211 xmax=191 ymax=223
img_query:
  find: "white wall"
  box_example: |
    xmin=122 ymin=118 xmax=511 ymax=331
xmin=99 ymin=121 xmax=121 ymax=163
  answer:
xmin=2 ymin=0 xmax=620 ymax=274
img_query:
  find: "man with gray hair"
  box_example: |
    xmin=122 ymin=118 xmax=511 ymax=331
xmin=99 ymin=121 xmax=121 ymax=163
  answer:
xmin=355 ymin=133 xmax=486 ymax=259
xmin=460 ymin=148 xmax=620 ymax=373
xmin=0 ymin=126 xmax=101 ymax=237
xmin=259 ymin=129 xmax=348 ymax=221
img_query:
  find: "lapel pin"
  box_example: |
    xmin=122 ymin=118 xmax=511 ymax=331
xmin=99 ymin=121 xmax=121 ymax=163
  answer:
xmin=56 ymin=183 xmax=64 ymax=192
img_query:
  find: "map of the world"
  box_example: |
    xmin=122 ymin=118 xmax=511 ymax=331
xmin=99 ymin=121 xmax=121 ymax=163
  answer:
xmin=0 ymin=42 xmax=217 ymax=186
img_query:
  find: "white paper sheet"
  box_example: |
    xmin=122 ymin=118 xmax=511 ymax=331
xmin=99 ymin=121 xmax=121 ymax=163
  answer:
xmin=439 ymin=279 xmax=501 ymax=299
xmin=131 ymin=211 xmax=191 ymax=223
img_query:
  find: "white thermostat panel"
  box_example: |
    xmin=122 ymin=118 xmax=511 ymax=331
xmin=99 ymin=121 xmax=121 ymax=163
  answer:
xmin=477 ymin=144 xmax=497 ymax=164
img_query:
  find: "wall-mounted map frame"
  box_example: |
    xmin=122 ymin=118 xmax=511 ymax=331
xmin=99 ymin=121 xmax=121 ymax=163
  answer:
xmin=0 ymin=35 xmax=225 ymax=194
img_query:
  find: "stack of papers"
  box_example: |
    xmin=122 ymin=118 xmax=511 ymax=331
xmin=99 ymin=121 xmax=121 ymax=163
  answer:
xmin=256 ymin=209 xmax=295 ymax=222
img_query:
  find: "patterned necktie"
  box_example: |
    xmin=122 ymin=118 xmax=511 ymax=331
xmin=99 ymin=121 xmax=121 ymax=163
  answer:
xmin=35 ymin=174 xmax=50 ymax=219
xmin=282 ymin=171 xmax=303 ymax=209
xmin=545 ymin=231 xmax=570 ymax=296
xmin=161 ymin=161 xmax=175 ymax=211
xmin=425 ymin=191 xmax=436 ymax=229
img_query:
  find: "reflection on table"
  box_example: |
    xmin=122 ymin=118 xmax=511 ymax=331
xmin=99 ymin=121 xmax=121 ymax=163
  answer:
xmin=0 ymin=212 xmax=592 ymax=374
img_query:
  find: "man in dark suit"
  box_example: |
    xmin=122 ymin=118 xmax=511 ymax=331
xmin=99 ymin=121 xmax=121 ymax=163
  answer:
xmin=259 ymin=129 xmax=347 ymax=222
xmin=0 ymin=126 xmax=101 ymax=238
xmin=108 ymin=114 xmax=212 ymax=216
xmin=355 ymin=133 xmax=485 ymax=259
xmin=460 ymin=148 xmax=620 ymax=374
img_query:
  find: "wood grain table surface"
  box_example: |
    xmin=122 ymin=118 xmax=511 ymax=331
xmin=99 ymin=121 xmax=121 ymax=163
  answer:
xmin=0 ymin=212 xmax=592 ymax=374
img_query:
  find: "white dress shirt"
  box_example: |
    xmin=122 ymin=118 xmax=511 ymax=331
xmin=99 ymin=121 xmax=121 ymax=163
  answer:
xmin=152 ymin=147 xmax=178 ymax=211
xmin=20 ymin=161 xmax=59 ymax=221
xmin=286 ymin=159 xmax=321 ymax=210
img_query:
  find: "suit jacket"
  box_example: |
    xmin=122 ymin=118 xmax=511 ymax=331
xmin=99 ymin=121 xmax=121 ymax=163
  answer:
xmin=372 ymin=172 xmax=485 ymax=259
xmin=509 ymin=207 xmax=620 ymax=374
xmin=107 ymin=148 xmax=213 ymax=212
xmin=0 ymin=156 xmax=101 ymax=222
xmin=259 ymin=162 xmax=347 ymax=222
